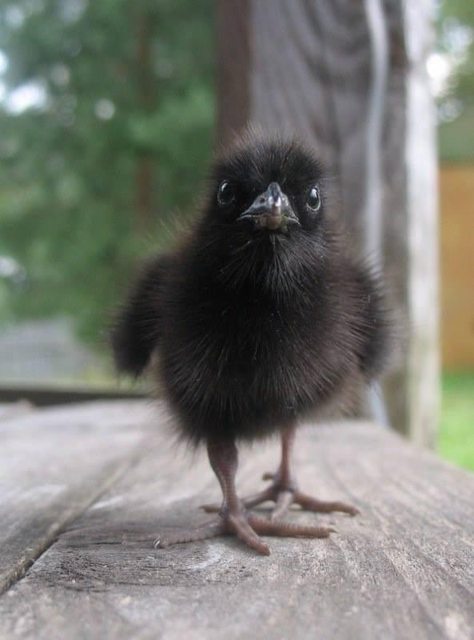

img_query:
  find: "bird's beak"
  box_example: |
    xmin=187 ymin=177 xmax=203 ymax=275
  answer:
xmin=237 ymin=182 xmax=299 ymax=231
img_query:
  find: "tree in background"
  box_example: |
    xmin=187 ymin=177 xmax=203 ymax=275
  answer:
xmin=435 ymin=0 xmax=474 ymax=159
xmin=0 ymin=0 xmax=471 ymax=351
xmin=0 ymin=0 xmax=214 ymax=344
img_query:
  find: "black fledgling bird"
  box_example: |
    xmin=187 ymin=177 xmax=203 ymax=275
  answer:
xmin=112 ymin=133 xmax=390 ymax=555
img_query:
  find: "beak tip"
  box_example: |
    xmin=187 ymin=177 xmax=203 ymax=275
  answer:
xmin=238 ymin=182 xmax=298 ymax=230
xmin=270 ymin=203 xmax=281 ymax=216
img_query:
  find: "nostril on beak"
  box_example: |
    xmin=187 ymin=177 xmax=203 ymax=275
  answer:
xmin=270 ymin=195 xmax=282 ymax=209
xmin=238 ymin=180 xmax=297 ymax=229
xmin=267 ymin=182 xmax=283 ymax=212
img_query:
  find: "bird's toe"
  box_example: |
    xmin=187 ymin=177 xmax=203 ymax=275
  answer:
xmin=294 ymin=491 xmax=360 ymax=516
xmin=199 ymin=502 xmax=220 ymax=513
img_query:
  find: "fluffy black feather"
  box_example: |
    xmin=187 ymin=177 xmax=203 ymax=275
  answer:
xmin=112 ymin=134 xmax=390 ymax=444
xmin=111 ymin=255 xmax=171 ymax=377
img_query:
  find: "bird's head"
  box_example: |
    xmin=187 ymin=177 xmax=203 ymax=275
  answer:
xmin=204 ymin=134 xmax=326 ymax=243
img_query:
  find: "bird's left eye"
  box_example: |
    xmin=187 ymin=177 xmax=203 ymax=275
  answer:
xmin=307 ymin=185 xmax=321 ymax=211
xmin=217 ymin=181 xmax=236 ymax=207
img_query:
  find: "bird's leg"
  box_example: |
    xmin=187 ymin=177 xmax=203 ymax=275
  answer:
xmin=157 ymin=437 xmax=334 ymax=555
xmin=262 ymin=424 xmax=359 ymax=520
xmin=203 ymin=424 xmax=359 ymax=521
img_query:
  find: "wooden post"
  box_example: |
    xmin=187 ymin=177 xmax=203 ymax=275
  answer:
xmin=216 ymin=0 xmax=439 ymax=445
xmin=401 ymin=0 xmax=439 ymax=447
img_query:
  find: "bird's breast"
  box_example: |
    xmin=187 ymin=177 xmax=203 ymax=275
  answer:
xmin=161 ymin=282 xmax=318 ymax=401
xmin=157 ymin=268 xmax=360 ymax=442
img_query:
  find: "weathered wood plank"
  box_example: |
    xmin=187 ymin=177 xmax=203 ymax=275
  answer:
xmin=0 ymin=401 xmax=472 ymax=639
xmin=0 ymin=401 xmax=156 ymax=595
xmin=0 ymin=401 xmax=33 ymax=422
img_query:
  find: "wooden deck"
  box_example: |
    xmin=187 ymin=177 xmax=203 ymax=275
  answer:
xmin=0 ymin=401 xmax=473 ymax=639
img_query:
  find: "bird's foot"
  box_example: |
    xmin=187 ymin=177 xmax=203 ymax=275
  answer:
xmin=155 ymin=504 xmax=334 ymax=556
xmin=202 ymin=472 xmax=359 ymax=521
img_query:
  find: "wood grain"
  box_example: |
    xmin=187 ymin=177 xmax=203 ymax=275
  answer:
xmin=0 ymin=401 xmax=157 ymax=595
xmin=216 ymin=0 xmax=251 ymax=148
xmin=402 ymin=0 xmax=439 ymax=447
xmin=0 ymin=401 xmax=472 ymax=639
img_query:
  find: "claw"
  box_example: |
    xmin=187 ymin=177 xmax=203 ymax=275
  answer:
xmin=295 ymin=491 xmax=360 ymax=516
xmin=200 ymin=503 xmax=220 ymax=513
xmin=227 ymin=511 xmax=270 ymax=555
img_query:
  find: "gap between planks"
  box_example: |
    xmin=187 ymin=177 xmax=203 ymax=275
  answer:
xmin=0 ymin=451 xmax=148 ymax=596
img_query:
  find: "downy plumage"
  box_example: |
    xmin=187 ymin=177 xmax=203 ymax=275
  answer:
xmin=112 ymin=133 xmax=390 ymax=555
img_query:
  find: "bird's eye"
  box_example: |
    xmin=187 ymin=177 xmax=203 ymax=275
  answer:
xmin=307 ymin=185 xmax=321 ymax=211
xmin=217 ymin=181 xmax=236 ymax=207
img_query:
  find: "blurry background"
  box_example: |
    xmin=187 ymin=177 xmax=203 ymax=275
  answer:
xmin=0 ymin=1 xmax=472 ymax=468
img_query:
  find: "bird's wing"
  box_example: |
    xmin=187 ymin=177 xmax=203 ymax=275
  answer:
xmin=111 ymin=254 xmax=171 ymax=377
xmin=350 ymin=262 xmax=390 ymax=379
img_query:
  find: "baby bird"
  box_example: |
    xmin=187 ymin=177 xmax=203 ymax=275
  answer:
xmin=112 ymin=133 xmax=390 ymax=555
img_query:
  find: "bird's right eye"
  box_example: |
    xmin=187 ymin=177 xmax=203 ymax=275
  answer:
xmin=307 ymin=185 xmax=321 ymax=212
xmin=217 ymin=181 xmax=236 ymax=207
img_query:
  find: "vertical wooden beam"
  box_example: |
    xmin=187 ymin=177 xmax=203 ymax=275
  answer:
xmin=216 ymin=0 xmax=439 ymax=445
xmin=402 ymin=0 xmax=439 ymax=446
xmin=216 ymin=0 xmax=251 ymax=148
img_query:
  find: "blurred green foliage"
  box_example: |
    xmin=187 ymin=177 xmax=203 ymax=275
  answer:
xmin=437 ymin=0 xmax=474 ymax=161
xmin=439 ymin=1 xmax=474 ymax=100
xmin=0 ymin=0 xmax=214 ymax=344
xmin=0 ymin=0 xmax=472 ymax=352
xmin=439 ymin=372 xmax=474 ymax=471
